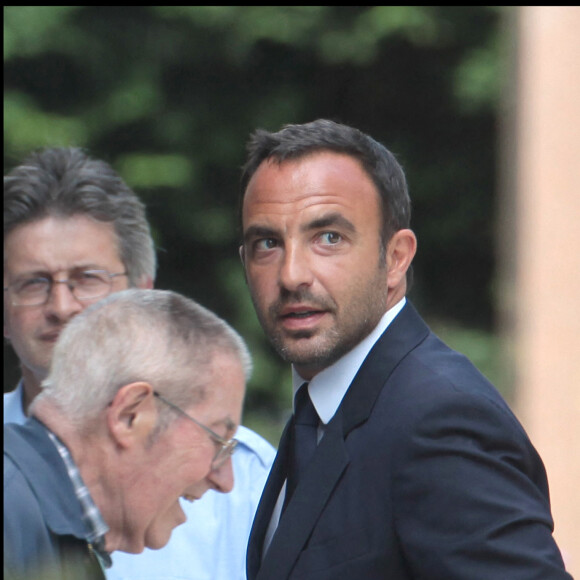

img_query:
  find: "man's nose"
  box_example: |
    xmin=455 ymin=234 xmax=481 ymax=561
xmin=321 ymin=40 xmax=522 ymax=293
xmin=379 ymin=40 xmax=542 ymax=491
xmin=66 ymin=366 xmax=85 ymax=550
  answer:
xmin=208 ymin=456 xmax=235 ymax=493
xmin=44 ymin=280 xmax=84 ymax=320
xmin=278 ymin=244 xmax=314 ymax=292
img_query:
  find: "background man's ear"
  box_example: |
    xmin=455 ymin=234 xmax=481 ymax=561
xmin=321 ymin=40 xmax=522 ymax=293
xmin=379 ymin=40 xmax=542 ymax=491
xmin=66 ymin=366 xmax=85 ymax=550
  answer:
xmin=137 ymin=276 xmax=154 ymax=290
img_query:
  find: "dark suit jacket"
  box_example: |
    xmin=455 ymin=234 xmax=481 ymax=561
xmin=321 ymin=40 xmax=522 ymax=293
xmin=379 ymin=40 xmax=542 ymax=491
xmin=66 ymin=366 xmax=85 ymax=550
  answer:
xmin=247 ymin=302 xmax=571 ymax=579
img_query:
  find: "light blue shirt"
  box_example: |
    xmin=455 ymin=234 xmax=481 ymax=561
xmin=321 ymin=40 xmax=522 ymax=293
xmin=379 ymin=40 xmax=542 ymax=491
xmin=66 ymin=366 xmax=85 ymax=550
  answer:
xmin=3 ymin=381 xmax=27 ymax=425
xmin=4 ymin=383 xmax=276 ymax=580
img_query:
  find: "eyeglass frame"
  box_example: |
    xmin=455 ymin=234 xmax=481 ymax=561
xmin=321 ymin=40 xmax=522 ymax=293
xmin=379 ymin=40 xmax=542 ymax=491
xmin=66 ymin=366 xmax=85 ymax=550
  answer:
xmin=153 ymin=391 xmax=238 ymax=471
xmin=3 ymin=269 xmax=128 ymax=307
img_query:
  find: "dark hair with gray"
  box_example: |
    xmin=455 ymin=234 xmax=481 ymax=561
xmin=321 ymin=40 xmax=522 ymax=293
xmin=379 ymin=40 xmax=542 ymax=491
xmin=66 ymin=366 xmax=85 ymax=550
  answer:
xmin=240 ymin=119 xmax=412 ymax=248
xmin=4 ymin=147 xmax=156 ymax=286
xmin=34 ymin=289 xmax=251 ymax=430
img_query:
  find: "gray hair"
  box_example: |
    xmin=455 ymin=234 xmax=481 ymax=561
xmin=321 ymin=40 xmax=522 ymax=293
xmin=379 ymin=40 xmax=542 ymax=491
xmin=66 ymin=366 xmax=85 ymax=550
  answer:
xmin=35 ymin=289 xmax=251 ymax=428
xmin=4 ymin=147 xmax=156 ymax=286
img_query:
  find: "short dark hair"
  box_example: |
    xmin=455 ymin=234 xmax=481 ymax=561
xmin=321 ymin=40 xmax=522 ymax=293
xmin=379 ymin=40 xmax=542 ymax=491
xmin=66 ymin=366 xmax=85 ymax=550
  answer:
xmin=4 ymin=147 xmax=156 ymax=286
xmin=240 ymin=119 xmax=412 ymax=245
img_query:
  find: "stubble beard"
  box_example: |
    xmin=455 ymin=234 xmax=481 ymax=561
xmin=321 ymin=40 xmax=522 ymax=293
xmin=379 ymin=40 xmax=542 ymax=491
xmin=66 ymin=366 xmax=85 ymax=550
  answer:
xmin=257 ymin=296 xmax=387 ymax=376
xmin=250 ymin=259 xmax=389 ymax=375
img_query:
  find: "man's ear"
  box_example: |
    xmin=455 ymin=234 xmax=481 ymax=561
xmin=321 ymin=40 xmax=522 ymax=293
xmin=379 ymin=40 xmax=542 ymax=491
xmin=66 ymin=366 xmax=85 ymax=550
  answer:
xmin=107 ymin=382 xmax=157 ymax=448
xmin=137 ymin=276 xmax=154 ymax=290
xmin=386 ymin=229 xmax=417 ymax=289
xmin=238 ymin=246 xmax=248 ymax=284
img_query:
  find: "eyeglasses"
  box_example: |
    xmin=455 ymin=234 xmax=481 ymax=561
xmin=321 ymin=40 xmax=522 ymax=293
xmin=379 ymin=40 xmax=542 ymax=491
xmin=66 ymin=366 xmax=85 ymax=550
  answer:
xmin=153 ymin=391 xmax=238 ymax=471
xmin=3 ymin=269 xmax=128 ymax=307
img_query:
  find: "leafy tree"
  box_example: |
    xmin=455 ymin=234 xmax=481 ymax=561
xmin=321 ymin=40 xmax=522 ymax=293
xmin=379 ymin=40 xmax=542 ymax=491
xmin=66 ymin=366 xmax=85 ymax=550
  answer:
xmin=4 ymin=6 xmax=505 ymax=442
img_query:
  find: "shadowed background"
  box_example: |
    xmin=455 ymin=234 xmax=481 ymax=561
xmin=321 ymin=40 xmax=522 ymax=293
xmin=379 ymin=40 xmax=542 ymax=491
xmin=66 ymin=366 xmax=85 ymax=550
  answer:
xmin=4 ymin=6 xmax=505 ymax=442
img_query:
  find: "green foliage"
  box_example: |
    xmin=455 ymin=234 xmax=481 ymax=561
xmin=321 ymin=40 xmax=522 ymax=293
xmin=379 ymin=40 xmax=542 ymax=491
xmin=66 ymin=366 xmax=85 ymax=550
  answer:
xmin=4 ymin=6 xmax=508 ymax=426
xmin=117 ymin=153 xmax=193 ymax=189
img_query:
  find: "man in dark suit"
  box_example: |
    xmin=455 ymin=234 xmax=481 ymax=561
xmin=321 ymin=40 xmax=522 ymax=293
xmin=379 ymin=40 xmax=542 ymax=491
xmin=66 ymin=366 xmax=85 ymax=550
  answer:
xmin=239 ymin=119 xmax=572 ymax=579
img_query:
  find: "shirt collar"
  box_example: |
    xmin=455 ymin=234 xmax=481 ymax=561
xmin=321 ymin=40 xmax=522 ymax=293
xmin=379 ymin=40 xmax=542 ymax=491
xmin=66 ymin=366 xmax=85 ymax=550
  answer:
xmin=292 ymin=298 xmax=406 ymax=424
xmin=3 ymin=379 xmax=28 ymax=425
xmin=47 ymin=430 xmax=112 ymax=569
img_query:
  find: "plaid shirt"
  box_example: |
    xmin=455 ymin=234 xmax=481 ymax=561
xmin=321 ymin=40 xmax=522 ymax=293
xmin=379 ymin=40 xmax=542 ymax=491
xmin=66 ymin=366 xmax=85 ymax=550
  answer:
xmin=47 ymin=430 xmax=112 ymax=569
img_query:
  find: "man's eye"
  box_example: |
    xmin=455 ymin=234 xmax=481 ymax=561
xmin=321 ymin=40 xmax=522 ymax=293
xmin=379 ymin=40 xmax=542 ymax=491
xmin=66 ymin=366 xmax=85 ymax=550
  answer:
xmin=320 ymin=232 xmax=342 ymax=244
xmin=17 ymin=277 xmax=49 ymax=292
xmin=254 ymin=239 xmax=278 ymax=251
xmin=74 ymin=271 xmax=108 ymax=286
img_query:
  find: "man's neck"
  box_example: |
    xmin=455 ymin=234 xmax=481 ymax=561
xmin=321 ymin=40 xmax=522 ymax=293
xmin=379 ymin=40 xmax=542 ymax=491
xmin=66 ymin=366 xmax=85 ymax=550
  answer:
xmin=20 ymin=367 xmax=44 ymax=414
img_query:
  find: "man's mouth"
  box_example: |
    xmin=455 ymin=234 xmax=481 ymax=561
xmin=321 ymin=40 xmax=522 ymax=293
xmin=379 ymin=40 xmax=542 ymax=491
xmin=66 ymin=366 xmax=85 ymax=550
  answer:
xmin=277 ymin=306 xmax=328 ymax=331
xmin=282 ymin=310 xmax=320 ymax=319
xmin=39 ymin=330 xmax=61 ymax=342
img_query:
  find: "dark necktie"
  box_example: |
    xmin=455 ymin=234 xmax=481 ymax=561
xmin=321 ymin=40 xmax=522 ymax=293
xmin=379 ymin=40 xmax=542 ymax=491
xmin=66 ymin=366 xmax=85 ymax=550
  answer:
xmin=284 ymin=383 xmax=319 ymax=509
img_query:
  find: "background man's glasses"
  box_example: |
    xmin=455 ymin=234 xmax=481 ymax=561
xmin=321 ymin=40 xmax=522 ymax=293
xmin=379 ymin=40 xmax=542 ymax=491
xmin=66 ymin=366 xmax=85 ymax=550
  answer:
xmin=4 ymin=269 xmax=127 ymax=307
xmin=153 ymin=391 xmax=238 ymax=471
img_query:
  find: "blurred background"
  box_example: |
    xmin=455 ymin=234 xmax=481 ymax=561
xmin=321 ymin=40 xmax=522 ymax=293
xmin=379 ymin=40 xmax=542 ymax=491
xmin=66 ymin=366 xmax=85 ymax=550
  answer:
xmin=4 ymin=6 xmax=505 ymax=442
xmin=4 ymin=6 xmax=580 ymax=573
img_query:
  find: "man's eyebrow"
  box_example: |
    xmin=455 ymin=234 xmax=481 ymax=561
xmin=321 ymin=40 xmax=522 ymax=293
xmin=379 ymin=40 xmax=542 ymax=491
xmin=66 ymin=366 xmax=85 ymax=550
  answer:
xmin=243 ymin=225 xmax=279 ymax=243
xmin=243 ymin=213 xmax=356 ymax=243
xmin=303 ymin=213 xmax=356 ymax=233
xmin=11 ymin=265 xmax=102 ymax=280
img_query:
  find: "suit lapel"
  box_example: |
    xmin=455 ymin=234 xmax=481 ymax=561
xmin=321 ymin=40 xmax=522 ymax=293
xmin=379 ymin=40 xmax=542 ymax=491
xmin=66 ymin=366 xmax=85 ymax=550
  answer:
xmin=340 ymin=301 xmax=429 ymax=435
xmin=247 ymin=420 xmax=293 ymax=577
xmin=257 ymin=416 xmax=349 ymax=580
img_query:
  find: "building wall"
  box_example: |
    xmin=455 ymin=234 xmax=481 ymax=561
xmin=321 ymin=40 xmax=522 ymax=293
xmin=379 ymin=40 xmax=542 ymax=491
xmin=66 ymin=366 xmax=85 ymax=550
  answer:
xmin=506 ymin=6 xmax=580 ymax=576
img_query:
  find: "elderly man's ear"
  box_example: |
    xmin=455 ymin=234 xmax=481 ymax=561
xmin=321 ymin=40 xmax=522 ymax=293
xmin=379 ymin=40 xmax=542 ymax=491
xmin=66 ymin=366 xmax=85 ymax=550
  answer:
xmin=107 ymin=383 xmax=158 ymax=448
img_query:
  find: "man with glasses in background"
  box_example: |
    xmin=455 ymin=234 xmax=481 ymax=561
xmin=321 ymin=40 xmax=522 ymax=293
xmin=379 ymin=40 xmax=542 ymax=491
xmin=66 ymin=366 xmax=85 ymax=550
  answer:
xmin=3 ymin=147 xmax=275 ymax=579
xmin=5 ymin=288 xmax=249 ymax=578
